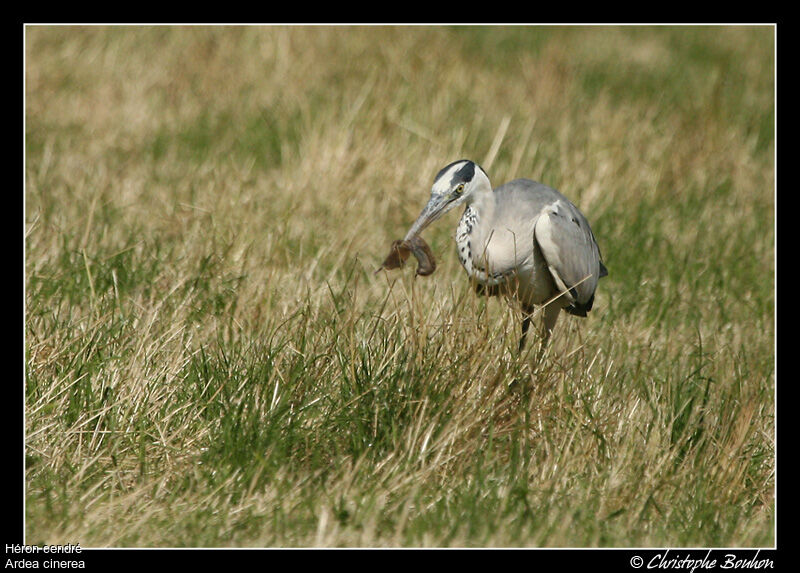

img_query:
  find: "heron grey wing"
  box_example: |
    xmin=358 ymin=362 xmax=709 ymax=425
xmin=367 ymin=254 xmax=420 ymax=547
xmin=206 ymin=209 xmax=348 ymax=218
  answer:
xmin=533 ymin=199 xmax=602 ymax=314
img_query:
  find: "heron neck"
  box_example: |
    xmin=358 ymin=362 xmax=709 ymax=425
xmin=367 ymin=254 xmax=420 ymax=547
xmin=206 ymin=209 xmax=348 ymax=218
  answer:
xmin=466 ymin=185 xmax=495 ymax=221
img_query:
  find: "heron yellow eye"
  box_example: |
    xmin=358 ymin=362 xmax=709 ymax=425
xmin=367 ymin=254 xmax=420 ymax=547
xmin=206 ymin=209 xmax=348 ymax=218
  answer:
xmin=455 ymin=183 xmax=465 ymax=195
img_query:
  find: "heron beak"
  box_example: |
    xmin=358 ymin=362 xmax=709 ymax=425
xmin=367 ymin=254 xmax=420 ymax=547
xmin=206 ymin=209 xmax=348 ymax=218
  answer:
xmin=404 ymin=195 xmax=452 ymax=241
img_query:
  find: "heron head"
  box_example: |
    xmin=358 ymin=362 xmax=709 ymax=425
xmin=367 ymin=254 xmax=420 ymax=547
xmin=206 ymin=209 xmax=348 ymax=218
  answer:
xmin=404 ymin=160 xmax=491 ymax=240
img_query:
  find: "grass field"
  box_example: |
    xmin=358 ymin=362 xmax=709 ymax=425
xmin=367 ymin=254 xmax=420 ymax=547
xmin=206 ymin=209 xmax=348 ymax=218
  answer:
xmin=24 ymin=25 xmax=775 ymax=547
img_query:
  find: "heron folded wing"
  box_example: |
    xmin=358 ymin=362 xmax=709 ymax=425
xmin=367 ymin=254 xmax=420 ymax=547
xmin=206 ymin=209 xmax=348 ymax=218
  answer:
xmin=534 ymin=200 xmax=601 ymax=312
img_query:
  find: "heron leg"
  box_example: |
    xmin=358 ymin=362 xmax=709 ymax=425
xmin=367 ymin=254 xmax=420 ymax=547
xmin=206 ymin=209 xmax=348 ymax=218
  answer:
xmin=519 ymin=304 xmax=561 ymax=353
xmin=518 ymin=306 xmax=535 ymax=352
xmin=542 ymin=303 xmax=561 ymax=342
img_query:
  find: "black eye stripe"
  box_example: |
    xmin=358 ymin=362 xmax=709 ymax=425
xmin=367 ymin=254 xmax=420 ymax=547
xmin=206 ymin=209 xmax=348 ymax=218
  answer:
xmin=433 ymin=160 xmax=478 ymax=189
xmin=451 ymin=161 xmax=475 ymax=186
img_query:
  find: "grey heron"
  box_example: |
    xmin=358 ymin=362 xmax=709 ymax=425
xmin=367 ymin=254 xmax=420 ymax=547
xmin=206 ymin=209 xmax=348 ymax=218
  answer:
xmin=384 ymin=159 xmax=608 ymax=351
